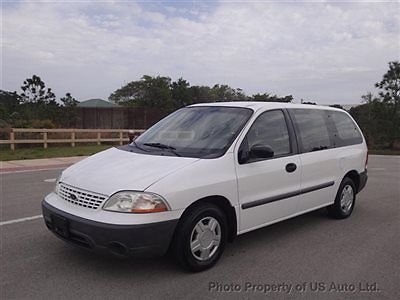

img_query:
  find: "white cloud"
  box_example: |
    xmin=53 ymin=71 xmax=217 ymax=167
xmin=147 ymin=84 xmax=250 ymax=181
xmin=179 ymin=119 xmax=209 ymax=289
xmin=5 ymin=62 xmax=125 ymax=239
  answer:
xmin=2 ymin=1 xmax=399 ymax=104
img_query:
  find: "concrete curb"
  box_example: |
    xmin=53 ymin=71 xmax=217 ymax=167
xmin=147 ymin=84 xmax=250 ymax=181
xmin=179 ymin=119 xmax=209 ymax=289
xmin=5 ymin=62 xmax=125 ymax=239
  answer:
xmin=0 ymin=156 xmax=87 ymax=173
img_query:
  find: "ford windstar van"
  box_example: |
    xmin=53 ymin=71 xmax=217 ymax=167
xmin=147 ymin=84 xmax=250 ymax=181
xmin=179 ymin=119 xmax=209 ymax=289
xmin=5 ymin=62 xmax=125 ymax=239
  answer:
xmin=42 ymin=102 xmax=368 ymax=271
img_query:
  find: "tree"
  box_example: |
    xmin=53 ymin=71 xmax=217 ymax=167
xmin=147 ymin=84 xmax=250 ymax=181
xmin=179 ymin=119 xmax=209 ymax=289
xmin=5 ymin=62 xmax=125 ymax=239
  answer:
xmin=20 ymin=75 xmax=56 ymax=104
xmin=250 ymin=93 xmax=293 ymax=102
xmin=59 ymin=92 xmax=79 ymax=127
xmin=0 ymin=90 xmax=21 ymax=120
xmin=18 ymin=75 xmax=61 ymax=125
xmin=234 ymin=88 xmax=248 ymax=101
xmin=374 ymin=61 xmax=400 ymax=147
xmin=330 ymin=104 xmax=344 ymax=110
xmin=109 ymin=75 xmax=294 ymax=111
xmin=251 ymin=93 xmax=271 ymax=101
xmin=278 ymin=95 xmax=294 ymax=103
xmin=209 ymin=84 xmax=247 ymax=102
xmin=140 ymin=75 xmax=173 ymax=109
xmin=109 ymin=81 xmax=144 ymax=105
xmin=60 ymin=93 xmax=79 ymax=107
xmin=171 ymin=78 xmax=191 ymax=107
xmin=375 ymin=61 xmax=400 ymax=107
xmin=109 ymin=75 xmax=173 ymax=111
xmin=189 ymin=86 xmax=213 ymax=104
xmin=350 ymin=95 xmax=392 ymax=147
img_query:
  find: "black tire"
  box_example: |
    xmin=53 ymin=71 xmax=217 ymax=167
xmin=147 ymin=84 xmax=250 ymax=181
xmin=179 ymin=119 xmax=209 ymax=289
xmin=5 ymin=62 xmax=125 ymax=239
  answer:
xmin=327 ymin=177 xmax=356 ymax=219
xmin=171 ymin=203 xmax=228 ymax=272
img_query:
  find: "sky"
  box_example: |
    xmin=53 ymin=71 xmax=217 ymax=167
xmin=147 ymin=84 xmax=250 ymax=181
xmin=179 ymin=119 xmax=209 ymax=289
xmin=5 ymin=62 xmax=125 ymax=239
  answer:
xmin=2 ymin=0 xmax=400 ymax=104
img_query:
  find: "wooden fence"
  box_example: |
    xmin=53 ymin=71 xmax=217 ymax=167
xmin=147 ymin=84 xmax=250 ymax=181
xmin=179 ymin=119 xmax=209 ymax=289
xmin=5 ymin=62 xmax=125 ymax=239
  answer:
xmin=0 ymin=128 xmax=145 ymax=150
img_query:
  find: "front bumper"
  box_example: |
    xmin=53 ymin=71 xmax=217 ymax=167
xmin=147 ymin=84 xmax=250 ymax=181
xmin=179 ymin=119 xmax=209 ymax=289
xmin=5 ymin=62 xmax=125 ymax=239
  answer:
xmin=42 ymin=200 xmax=178 ymax=257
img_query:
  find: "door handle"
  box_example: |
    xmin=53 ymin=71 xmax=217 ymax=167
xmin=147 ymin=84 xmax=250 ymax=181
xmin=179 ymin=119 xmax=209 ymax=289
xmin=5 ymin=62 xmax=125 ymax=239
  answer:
xmin=285 ymin=163 xmax=297 ymax=173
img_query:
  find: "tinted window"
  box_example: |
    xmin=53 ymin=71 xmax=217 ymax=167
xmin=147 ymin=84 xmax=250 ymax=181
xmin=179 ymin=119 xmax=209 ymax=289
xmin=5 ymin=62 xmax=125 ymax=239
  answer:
xmin=330 ymin=111 xmax=363 ymax=146
xmin=291 ymin=109 xmax=332 ymax=153
xmin=246 ymin=110 xmax=291 ymax=157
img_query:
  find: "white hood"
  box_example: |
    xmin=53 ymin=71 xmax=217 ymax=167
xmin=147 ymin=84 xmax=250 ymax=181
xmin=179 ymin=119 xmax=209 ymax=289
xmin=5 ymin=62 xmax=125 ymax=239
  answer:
xmin=61 ymin=147 xmax=199 ymax=195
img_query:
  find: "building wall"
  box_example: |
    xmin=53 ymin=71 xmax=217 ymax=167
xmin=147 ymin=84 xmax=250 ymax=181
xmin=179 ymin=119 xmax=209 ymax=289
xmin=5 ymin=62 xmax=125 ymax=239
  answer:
xmin=74 ymin=107 xmax=166 ymax=129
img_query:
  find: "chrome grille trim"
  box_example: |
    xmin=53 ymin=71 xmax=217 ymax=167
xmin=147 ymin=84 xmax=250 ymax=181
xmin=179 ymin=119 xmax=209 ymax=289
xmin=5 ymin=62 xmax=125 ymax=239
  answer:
xmin=58 ymin=182 xmax=108 ymax=210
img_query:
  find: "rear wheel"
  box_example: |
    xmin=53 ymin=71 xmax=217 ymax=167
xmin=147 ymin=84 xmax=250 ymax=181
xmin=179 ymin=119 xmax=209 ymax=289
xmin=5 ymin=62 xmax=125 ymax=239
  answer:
xmin=327 ymin=177 xmax=356 ymax=219
xmin=171 ymin=203 xmax=227 ymax=272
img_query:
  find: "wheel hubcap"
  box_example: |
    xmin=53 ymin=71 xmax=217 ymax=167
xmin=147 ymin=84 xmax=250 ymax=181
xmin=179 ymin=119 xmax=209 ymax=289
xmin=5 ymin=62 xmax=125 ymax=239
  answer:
xmin=340 ymin=184 xmax=354 ymax=213
xmin=190 ymin=217 xmax=221 ymax=261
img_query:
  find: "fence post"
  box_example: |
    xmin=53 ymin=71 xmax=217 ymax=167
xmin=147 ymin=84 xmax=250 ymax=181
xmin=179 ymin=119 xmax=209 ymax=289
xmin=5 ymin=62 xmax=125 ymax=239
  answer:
xmin=10 ymin=130 xmax=15 ymax=151
xmin=43 ymin=132 xmax=48 ymax=149
xmin=71 ymin=131 xmax=75 ymax=147
xmin=97 ymin=132 xmax=101 ymax=145
xmin=119 ymin=131 xmax=123 ymax=145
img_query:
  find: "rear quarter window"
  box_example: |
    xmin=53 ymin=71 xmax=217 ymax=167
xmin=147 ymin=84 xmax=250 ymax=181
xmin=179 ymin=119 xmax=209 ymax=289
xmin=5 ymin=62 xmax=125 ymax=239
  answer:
xmin=330 ymin=111 xmax=363 ymax=147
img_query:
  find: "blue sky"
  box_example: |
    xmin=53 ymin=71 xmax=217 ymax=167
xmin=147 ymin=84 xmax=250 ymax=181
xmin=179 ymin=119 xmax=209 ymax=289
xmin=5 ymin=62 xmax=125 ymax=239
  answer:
xmin=2 ymin=0 xmax=399 ymax=104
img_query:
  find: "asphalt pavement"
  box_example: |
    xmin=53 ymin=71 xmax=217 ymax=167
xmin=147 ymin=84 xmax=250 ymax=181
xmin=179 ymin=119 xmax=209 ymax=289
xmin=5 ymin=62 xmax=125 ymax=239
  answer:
xmin=1 ymin=155 xmax=399 ymax=299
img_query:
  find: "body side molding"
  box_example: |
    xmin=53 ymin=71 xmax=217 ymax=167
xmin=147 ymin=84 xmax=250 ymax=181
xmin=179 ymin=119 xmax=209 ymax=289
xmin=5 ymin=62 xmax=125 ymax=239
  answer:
xmin=241 ymin=181 xmax=335 ymax=210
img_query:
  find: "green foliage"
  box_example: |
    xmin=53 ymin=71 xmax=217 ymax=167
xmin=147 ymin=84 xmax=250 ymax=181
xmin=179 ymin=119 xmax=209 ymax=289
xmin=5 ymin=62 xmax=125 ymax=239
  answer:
xmin=187 ymin=86 xmax=213 ymax=104
xmin=375 ymin=61 xmax=400 ymax=147
xmin=251 ymin=93 xmax=293 ymax=102
xmin=375 ymin=61 xmax=400 ymax=106
xmin=20 ymin=75 xmax=56 ymax=104
xmin=17 ymin=101 xmax=61 ymax=126
xmin=171 ymin=78 xmax=191 ymax=107
xmin=60 ymin=93 xmax=79 ymax=107
xmin=330 ymin=104 xmax=344 ymax=110
xmin=109 ymin=75 xmax=174 ymax=111
xmin=209 ymin=84 xmax=247 ymax=102
xmin=350 ymin=98 xmax=393 ymax=148
xmin=350 ymin=61 xmax=400 ymax=149
xmin=1 ymin=76 xmax=68 ymax=128
xmin=0 ymin=90 xmax=21 ymax=121
xmin=14 ymin=75 xmax=62 ymax=127
xmin=109 ymin=75 xmax=293 ymax=111
xmin=60 ymin=93 xmax=79 ymax=128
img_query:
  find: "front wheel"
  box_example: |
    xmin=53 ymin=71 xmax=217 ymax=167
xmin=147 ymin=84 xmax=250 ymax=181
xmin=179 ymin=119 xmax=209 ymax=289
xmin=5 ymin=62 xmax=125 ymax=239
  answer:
xmin=171 ymin=203 xmax=227 ymax=272
xmin=327 ymin=177 xmax=356 ymax=219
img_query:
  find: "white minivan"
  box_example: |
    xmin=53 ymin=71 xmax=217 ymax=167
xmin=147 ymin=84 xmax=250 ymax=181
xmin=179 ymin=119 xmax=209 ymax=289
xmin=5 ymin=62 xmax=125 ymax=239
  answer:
xmin=42 ymin=102 xmax=368 ymax=271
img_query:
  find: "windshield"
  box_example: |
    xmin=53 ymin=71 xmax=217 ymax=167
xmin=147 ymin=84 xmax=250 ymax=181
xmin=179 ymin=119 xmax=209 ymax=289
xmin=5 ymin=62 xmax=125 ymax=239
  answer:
xmin=133 ymin=106 xmax=253 ymax=158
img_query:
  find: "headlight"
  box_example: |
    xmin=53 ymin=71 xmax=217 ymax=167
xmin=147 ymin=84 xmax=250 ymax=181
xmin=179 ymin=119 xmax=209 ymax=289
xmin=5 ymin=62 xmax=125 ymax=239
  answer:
xmin=54 ymin=175 xmax=61 ymax=194
xmin=103 ymin=191 xmax=169 ymax=213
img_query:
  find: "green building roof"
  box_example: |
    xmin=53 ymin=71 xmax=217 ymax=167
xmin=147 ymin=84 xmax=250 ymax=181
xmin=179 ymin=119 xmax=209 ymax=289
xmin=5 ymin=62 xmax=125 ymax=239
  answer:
xmin=77 ymin=98 xmax=119 ymax=108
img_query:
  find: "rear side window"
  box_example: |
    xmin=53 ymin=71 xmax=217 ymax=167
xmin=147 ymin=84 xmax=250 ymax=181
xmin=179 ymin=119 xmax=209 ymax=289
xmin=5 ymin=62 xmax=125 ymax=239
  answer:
xmin=290 ymin=109 xmax=332 ymax=153
xmin=330 ymin=111 xmax=363 ymax=146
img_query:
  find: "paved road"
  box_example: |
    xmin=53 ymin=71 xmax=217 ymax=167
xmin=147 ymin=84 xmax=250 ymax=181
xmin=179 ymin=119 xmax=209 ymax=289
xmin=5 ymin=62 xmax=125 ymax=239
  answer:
xmin=1 ymin=155 xmax=399 ymax=299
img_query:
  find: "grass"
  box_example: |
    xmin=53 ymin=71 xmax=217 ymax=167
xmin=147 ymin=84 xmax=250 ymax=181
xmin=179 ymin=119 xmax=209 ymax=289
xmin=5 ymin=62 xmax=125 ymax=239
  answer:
xmin=0 ymin=145 xmax=113 ymax=161
xmin=368 ymin=149 xmax=400 ymax=156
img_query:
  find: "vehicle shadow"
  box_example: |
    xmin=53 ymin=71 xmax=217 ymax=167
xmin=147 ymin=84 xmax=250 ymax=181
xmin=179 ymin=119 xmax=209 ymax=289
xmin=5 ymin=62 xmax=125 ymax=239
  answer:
xmin=55 ymin=207 xmax=330 ymax=275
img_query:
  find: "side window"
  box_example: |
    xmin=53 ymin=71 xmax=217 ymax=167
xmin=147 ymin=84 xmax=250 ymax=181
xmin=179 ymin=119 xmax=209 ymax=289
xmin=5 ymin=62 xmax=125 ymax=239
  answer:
xmin=245 ymin=110 xmax=291 ymax=158
xmin=291 ymin=109 xmax=332 ymax=153
xmin=330 ymin=111 xmax=363 ymax=146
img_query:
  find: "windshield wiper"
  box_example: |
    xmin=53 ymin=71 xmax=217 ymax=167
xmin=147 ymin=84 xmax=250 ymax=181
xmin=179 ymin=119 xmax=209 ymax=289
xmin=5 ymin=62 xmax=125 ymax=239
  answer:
xmin=132 ymin=141 xmax=150 ymax=152
xmin=143 ymin=142 xmax=181 ymax=156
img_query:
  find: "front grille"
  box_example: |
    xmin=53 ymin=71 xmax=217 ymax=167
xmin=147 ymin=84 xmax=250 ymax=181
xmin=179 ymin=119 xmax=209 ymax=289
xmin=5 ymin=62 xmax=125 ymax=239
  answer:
xmin=58 ymin=183 xmax=108 ymax=210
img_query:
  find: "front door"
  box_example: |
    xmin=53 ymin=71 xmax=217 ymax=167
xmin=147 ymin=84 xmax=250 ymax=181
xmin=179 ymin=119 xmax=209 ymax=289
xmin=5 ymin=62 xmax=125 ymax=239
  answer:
xmin=236 ymin=109 xmax=301 ymax=233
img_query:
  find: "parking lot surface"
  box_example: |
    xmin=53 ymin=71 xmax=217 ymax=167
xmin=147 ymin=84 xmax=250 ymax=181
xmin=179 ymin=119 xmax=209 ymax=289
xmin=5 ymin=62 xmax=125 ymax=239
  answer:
xmin=1 ymin=155 xmax=399 ymax=299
